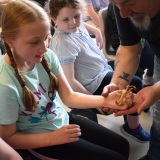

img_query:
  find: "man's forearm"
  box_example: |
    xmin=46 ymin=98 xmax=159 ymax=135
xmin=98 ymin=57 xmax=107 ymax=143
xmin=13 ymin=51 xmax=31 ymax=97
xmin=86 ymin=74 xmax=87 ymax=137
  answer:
xmin=111 ymin=43 xmax=141 ymax=89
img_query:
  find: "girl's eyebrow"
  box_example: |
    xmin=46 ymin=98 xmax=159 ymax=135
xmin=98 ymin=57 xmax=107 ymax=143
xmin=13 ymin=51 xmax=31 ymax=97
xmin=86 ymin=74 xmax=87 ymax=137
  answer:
xmin=29 ymin=33 xmax=50 ymax=40
xmin=61 ymin=16 xmax=68 ymax=19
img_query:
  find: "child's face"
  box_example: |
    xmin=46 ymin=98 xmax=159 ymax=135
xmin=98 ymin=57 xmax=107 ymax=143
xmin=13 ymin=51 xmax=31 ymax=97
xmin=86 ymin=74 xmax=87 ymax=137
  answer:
xmin=8 ymin=21 xmax=50 ymax=65
xmin=53 ymin=7 xmax=82 ymax=33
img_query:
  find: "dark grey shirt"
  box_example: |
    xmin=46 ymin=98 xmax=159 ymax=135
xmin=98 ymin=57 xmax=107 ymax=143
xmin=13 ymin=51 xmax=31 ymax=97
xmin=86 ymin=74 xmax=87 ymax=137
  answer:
xmin=114 ymin=5 xmax=160 ymax=58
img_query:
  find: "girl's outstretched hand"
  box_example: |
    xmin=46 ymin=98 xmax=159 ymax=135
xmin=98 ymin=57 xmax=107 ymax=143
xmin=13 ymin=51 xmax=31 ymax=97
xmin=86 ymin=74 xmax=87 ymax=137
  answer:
xmin=51 ymin=124 xmax=81 ymax=145
xmin=103 ymin=89 xmax=134 ymax=111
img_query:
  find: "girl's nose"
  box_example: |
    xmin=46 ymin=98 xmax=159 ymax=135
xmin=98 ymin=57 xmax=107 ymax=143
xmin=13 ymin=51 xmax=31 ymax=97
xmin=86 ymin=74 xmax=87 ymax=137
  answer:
xmin=70 ymin=18 xmax=76 ymax=25
xmin=118 ymin=4 xmax=132 ymax=18
xmin=39 ymin=42 xmax=47 ymax=53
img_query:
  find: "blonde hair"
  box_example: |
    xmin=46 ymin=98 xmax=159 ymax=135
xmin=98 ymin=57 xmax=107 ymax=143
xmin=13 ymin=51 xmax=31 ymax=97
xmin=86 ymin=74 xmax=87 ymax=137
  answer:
xmin=1 ymin=0 xmax=58 ymax=111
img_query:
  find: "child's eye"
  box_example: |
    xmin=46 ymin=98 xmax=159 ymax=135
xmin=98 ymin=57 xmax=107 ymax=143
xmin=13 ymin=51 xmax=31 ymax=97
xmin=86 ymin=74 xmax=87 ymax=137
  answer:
xmin=63 ymin=18 xmax=69 ymax=22
xmin=74 ymin=14 xmax=80 ymax=19
xmin=30 ymin=41 xmax=39 ymax=45
xmin=45 ymin=35 xmax=49 ymax=40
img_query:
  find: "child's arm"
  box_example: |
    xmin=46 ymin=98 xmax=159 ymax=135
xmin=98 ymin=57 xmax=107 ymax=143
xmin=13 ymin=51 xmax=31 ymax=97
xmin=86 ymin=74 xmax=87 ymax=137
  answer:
xmin=85 ymin=5 xmax=101 ymax=28
xmin=0 ymin=138 xmax=22 ymax=160
xmin=83 ymin=22 xmax=103 ymax=50
xmin=61 ymin=63 xmax=92 ymax=95
xmin=0 ymin=123 xmax=81 ymax=149
xmin=57 ymin=73 xmax=132 ymax=110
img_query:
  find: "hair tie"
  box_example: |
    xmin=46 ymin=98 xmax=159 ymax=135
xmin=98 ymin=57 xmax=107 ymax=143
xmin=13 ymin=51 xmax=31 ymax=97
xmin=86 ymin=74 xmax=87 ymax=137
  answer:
xmin=21 ymin=83 xmax=25 ymax=88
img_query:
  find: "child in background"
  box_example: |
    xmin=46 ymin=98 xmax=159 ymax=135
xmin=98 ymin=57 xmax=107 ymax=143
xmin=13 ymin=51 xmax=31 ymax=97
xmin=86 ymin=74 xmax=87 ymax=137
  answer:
xmin=0 ymin=1 xmax=130 ymax=160
xmin=82 ymin=0 xmax=109 ymax=29
xmin=49 ymin=0 xmax=150 ymax=143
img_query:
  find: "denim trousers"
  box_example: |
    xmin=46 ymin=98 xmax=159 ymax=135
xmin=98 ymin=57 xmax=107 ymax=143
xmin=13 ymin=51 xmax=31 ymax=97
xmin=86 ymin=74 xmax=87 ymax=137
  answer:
xmin=148 ymin=56 xmax=160 ymax=160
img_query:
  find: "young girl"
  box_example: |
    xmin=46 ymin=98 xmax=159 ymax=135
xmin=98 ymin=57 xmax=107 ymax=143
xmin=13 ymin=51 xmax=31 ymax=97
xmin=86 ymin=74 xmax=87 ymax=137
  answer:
xmin=48 ymin=0 xmax=150 ymax=143
xmin=0 ymin=0 xmax=130 ymax=160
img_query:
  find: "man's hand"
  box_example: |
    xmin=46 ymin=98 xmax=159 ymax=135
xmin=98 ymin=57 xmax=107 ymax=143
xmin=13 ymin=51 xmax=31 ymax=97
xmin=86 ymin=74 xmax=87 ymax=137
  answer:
xmin=115 ymin=85 xmax=159 ymax=116
xmin=101 ymin=83 xmax=119 ymax=114
xmin=101 ymin=83 xmax=123 ymax=114
xmin=102 ymin=84 xmax=135 ymax=114
xmin=114 ymin=102 xmax=138 ymax=116
xmin=102 ymin=89 xmax=134 ymax=111
xmin=102 ymin=83 xmax=119 ymax=97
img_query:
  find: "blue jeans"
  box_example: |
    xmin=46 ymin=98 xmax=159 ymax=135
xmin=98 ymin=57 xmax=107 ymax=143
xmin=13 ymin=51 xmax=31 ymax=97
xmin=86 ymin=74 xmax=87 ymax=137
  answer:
xmin=148 ymin=56 xmax=160 ymax=160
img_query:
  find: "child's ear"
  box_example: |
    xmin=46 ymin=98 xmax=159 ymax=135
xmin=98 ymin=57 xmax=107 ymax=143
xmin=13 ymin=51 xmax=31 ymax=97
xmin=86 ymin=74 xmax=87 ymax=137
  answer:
xmin=51 ymin=17 xmax=56 ymax=24
xmin=5 ymin=39 xmax=14 ymax=48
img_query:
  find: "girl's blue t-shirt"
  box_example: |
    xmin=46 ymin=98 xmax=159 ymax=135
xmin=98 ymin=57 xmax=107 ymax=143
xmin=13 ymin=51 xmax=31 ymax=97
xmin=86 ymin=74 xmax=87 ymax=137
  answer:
xmin=0 ymin=49 xmax=69 ymax=134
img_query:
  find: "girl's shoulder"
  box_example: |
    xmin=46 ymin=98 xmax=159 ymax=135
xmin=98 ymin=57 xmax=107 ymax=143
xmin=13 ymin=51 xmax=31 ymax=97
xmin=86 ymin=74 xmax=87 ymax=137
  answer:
xmin=52 ymin=29 xmax=75 ymax=42
xmin=50 ymin=30 xmax=81 ymax=53
xmin=44 ymin=48 xmax=58 ymax=62
xmin=44 ymin=48 xmax=63 ymax=76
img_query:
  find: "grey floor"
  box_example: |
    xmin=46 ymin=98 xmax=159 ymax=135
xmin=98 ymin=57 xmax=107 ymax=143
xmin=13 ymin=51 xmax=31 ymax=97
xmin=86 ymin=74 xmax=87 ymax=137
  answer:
xmin=97 ymin=108 xmax=153 ymax=160
xmin=58 ymin=96 xmax=153 ymax=160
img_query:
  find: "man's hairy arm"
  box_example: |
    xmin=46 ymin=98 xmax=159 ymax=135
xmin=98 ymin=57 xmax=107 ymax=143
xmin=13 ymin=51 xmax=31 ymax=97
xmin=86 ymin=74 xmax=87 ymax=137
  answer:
xmin=111 ymin=42 xmax=142 ymax=89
